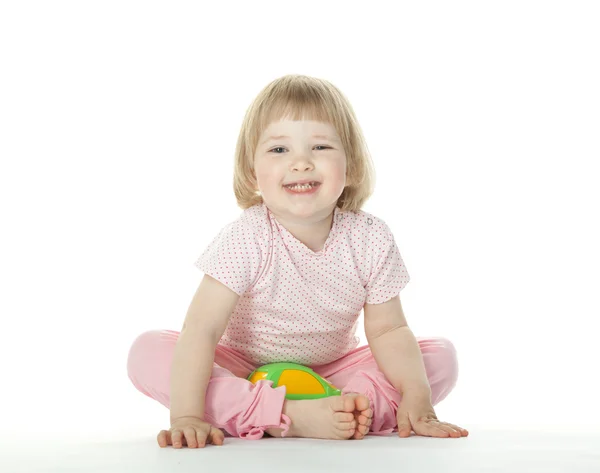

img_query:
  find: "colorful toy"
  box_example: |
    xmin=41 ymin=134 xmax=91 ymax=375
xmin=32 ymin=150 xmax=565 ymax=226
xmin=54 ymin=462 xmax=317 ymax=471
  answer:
xmin=247 ymin=362 xmax=341 ymax=400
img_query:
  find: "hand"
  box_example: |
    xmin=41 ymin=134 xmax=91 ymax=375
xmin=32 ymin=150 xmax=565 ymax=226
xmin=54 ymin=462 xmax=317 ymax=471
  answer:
xmin=157 ymin=416 xmax=225 ymax=448
xmin=396 ymin=392 xmax=469 ymax=438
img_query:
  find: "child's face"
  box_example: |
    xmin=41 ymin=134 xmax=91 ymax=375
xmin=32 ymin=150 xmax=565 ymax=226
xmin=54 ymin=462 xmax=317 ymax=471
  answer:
xmin=253 ymin=119 xmax=348 ymax=221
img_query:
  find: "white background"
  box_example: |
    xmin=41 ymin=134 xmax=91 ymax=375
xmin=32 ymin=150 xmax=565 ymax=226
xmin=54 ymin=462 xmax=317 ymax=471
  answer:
xmin=1 ymin=1 xmax=598 ymax=443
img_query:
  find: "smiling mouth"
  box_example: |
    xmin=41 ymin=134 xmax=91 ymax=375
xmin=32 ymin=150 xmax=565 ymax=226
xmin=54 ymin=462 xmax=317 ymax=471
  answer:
xmin=283 ymin=182 xmax=321 ymax=189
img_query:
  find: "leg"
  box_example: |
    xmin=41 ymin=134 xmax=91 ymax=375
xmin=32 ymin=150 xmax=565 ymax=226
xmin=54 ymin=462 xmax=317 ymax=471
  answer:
xmin=312 ymin=336 xmax=459 ymax=435
xmin=126 ymin=330 xmax=291 ymax=439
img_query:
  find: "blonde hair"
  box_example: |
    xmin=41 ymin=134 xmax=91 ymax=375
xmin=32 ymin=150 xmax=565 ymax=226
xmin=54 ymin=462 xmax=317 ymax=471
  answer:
xmin=233 ymin=74 xmax=376 ymax=212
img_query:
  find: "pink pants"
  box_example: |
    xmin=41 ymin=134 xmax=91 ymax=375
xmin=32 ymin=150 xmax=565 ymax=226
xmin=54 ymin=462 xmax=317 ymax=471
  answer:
xmin=127 ymin=330 xmax=459 ymax=439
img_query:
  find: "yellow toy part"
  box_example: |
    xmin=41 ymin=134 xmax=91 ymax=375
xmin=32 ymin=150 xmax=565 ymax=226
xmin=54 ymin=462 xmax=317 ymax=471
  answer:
xmin=278 ymin=369 xmax=324 ymax=395
xmin=247 ymin=362 xmax=342 ymax=400
xmin=248 ymin=370 xmax=268 ymax=384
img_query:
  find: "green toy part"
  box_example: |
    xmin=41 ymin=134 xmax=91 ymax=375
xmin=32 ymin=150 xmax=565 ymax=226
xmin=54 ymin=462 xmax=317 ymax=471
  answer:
xmin=247 ymin=362 xmax=342 ymax=400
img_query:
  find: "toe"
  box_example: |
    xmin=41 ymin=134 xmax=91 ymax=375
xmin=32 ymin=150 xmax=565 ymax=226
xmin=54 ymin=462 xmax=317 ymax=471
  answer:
xmin=345 ymin=393 xmax=371 ymax=412
xmin=338 ymin=420 xmax=357 ymax=431
xmin=335 ymin=426 xmax=356 ymax=440
xmin=329 ymin=395 xmax=356 ymax=414
xmin=358 ymin=414 xmax=370 ymax=425
xmin=333 ymin=412 xmax=355 ymax=423
xmin=354 ymin=394 xmax=370 ymax=411
xmin=342 ymin=395 xmax=357 ymax=413
xmin=352 ymin=424 xmax=369 ymax=440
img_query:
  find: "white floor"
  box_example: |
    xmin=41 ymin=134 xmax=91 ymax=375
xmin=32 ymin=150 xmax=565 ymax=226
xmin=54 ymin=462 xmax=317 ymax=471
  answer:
xmin=3 ymin=426 xmax=599 ymax=473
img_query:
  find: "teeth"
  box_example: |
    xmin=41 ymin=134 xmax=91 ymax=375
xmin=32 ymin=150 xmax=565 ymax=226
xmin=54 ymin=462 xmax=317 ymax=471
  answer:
xmin=286 ymin=182 xmax=317 ymax=191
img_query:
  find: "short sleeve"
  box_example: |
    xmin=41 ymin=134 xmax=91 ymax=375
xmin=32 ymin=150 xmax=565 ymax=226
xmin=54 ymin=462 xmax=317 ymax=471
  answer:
xmin=193 ymin=219 xmax=264 ymax=296
xmin=365 ymin=221 xmax=410 ymax=304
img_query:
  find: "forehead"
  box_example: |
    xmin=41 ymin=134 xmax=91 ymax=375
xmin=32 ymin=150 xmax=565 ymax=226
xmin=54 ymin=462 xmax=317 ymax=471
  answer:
xmin=261 ymin=119 xmax=338 ymax=136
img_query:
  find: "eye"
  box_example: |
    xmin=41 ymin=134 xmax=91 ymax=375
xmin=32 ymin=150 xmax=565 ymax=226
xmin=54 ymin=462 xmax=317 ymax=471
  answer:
xmin=268 ymin=145 xmax=331 ymax=153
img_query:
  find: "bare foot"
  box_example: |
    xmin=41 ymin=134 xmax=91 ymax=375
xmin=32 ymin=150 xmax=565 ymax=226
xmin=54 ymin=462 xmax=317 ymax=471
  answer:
xmin=346 ymin=393 xmax=373 ymax=440
xmin=266 ymin=394 xmax=368 ymax=440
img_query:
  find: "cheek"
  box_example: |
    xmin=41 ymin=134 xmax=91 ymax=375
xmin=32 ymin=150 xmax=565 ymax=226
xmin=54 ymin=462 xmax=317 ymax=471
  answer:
xmin=255 ymin=164 xmax=277 ymax=187
xmin=331 ymin=174 xmax=346 ymax=190
xmin=330 ymin=160 xmax=348 ymax=187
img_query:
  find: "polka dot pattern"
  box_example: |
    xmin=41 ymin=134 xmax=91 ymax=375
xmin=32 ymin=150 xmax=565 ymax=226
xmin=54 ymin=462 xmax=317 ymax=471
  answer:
xmin=194 ymin=203 xmax=410 ymax=365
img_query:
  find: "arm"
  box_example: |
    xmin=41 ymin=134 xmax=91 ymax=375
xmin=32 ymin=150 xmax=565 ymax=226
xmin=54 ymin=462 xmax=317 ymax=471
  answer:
xmin=169 ymin=274 xmax=240 ymax=424
xmin=364 ymin=295 xmax=431 ymax=397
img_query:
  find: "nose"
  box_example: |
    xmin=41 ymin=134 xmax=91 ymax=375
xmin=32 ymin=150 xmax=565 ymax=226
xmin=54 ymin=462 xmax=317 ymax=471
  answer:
xmin=292 ymin=162 xmax=313 ymax=172
xmin=290 ymin=152 xmax=314 ymax=172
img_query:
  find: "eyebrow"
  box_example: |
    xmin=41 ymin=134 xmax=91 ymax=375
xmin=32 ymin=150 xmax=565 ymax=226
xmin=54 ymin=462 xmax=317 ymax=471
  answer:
xmin=260 ymin=134 xmax=340 ymax=145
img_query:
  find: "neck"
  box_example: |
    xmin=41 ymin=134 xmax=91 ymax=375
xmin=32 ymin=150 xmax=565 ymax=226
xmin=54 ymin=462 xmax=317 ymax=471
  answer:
xmin=271 ymin=207 xmax=336 ymax=252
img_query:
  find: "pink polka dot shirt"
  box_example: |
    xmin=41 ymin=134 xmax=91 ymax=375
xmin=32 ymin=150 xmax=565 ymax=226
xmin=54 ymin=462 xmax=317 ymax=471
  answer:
xmin=194 ymin=203 xmax=410 ymax=366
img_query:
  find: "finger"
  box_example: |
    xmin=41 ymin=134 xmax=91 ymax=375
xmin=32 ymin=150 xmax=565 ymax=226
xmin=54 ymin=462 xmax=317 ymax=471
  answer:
xmin=415 ymin=421 xmax=450 ymax=438
xmin=209 ymin=427 xmax=225 ymax=446
xmin=183 ymin=427 xmax=198 ymax=448
xmin=443 ymin=422 xmax=469 ymax=436
xmin=157 ymin=430 xmax=167 ymax=448
xmin=432 ymin=422 xmax=461 ymax=437
xmin=397 ymin=411 xmax=412 ymax=437
xmin=426 ymin=419 xmax=465 ymax=437
xmin=172 ymin=430 xmax=183 ymax=448
xmin=196 ymin=428 xmax=208 ymax=448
